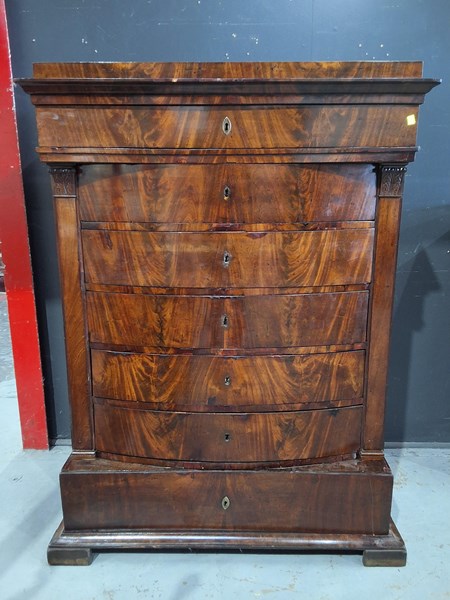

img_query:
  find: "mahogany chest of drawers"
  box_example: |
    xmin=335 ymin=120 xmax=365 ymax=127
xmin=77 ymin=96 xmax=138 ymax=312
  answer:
xmin=19 ymin=62 xmax=437 ymax=566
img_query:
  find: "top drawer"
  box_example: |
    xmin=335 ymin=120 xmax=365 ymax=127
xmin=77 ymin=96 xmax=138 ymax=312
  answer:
xmin=36 ymin=105 xmax=418 ymax=150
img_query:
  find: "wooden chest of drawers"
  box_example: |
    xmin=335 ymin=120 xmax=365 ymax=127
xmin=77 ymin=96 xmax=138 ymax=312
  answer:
xmin=19 ymin=62 xmax=438 ymax=566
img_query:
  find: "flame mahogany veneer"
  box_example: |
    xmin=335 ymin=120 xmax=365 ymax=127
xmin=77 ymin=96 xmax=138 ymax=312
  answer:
xmin=19 ymin=61 xmax=438 ymax=566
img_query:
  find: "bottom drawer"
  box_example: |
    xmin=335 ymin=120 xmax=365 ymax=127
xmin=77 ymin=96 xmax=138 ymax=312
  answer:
xmin=94 ymin=398 xmax=362 ymax=464
xmin=61 ymin=455 xmax=393 ymax=535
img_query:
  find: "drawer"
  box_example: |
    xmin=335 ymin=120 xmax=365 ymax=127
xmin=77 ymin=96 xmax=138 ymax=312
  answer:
xmin=92 ymin=350 xmax=365 ymax=411
xmin=82 ymin=229 xmax=374 ymax=288
xmin=61 ymin=456 xmax=393 ymax=534
xmin=78 ymin=164 xmax=376 ymax=223
xmin=87 ymin=291 xmax=368 ymax=349
xmin=37 ymin=105 xmax=418 ymax=150
xmin=94 ymin=399 xmax=363 ymax=463
xmin=60 ymin=455 xmax=392 ymax=536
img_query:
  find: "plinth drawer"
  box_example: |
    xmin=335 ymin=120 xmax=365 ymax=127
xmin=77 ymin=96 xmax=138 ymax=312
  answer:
xmin=78 ymin=164 xmax=376 ymax=223
xmin=82 ymin=229 xmax=374 ymax=288
xmin=87 ymin=291 xmax=369 ymax=349
xmin=60 ymin=456 xmax=393 ymax=535
xmin=94 ymin=399 xmax=363 ymax=464
xmin=91 ymin=350 xmax=365 ymax=411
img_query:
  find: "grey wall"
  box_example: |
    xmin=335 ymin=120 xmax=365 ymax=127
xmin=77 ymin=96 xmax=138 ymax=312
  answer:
xmin=6 ymin=0 xmax=450 ymax=443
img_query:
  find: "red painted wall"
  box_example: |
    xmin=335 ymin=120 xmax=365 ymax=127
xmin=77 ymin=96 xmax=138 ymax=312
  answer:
xmin=0 ymin=0 xmax=48 ymax=449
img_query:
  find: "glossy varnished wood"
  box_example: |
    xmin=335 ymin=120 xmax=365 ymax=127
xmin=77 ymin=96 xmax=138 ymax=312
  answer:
xmin=36 ymin=105 xmax=419 ymax=152
xmin=82 ymin=229 xmax=374 ymax=288
xmin=48 ymin=520 xmax=405 ymax=566
xmin=78 ymin=164 xmax=376 ymax=223
xmin=363 ymin=168 xmax=404 ymax=451
xmin=23 ymin=62 xmax=435 ymax=111
xmin=58 ymin=454 xmax=393 ymax=535
xmin=93 ymin=400 xmax=363 ymax=463
xmin=32 ymin=60 xmax=425 ymax=79
xmin=87 ymin=291 xmax=369 ymax=349
xmin=91 ymin=350 xmax=365 ymax=411
xmin=18 ymin=61 xmax=436 ymax=564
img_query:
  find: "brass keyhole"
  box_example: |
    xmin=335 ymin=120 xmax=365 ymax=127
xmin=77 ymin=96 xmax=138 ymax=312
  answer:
xmin=221 ymin=496 xmax=230 ymax=510
xmin=222 ymin=116 xmax=232 ymax=135
xmin=221 ymin=314 xmax=229 ymax=328
xmin=224 ymin=432 xmax=231 ymax=442
xmin=223 ymin=250 xmax=231 ymax=267
xmin=224 ymin=375 xmax=231 ymax=386
xmin=223 ymin=185 xmax=231 ymax=200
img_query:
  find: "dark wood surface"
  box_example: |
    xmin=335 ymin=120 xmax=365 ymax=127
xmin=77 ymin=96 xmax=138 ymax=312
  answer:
xmin=78 ymin=163 xmax=376 ymax=224
xmin=59 ymin=454 xmax=392 ymax=535
xmin=87 ymin=291 xmax=369 ymax=349
xmin=17 ymin=61 xmax=437 ymax=563
xmin=82 ymin=229 xmax=374 ymax=288
xmin=32 ymin=60 xmax=425 ymax=79
xmin=91 ymin=349 xmax=365 ymax=411
xmin=36 ymin=105 xmax=419 ymax=152
xmin=363 ymin=168 xmax=404 ymax=452
xmin=93 ymin=399 xmax=363 ymax=463
xmin=50 ymin=168 xmax=93 ymax=451
xmin=48 ymin=519 xmax=405 ymax=567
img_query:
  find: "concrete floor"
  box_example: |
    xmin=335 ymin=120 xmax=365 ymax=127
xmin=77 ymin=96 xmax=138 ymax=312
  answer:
xmin=1 ymin=292 xmax=449 ymax=599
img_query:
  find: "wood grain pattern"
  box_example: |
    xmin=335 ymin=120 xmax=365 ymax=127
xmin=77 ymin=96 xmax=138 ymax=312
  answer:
xmin=364 ymin=190 xmax=402 ymax=451
xmin=82 ymin=222 xmax=375 ymax=232
xmin=33 ymin=60 xmax=424 ymax=79
xmin=37 ymin=148 xmax=419 ymax=166
xmin=51 ymin=168 xmax=93 ymax=450
xmin=60 ymin=455 xmax=393 ymax=535
xmin=87 ymin=291 xmax=369 ymax=349
xmin=18 ymin=61 xmax=436 ymax=560
xmin=91 ymin=350 xmax=365 ymax=411
xmin=82 ymin=229 xmax=374 ymax=288
xmin=36 ymin=105 xmax=418 ymax=151
xmin=85 ymin=283 xmax=369 ymax=297
xmin=94 ymin=399 xmax=363 ymax=463
xmin=78 ymin=164 xmax=376 ymax=223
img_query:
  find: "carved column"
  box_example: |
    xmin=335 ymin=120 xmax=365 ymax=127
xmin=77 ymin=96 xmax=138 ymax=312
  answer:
xmin=362 ymin=165 xmax=406 ymax=456
xmin=49 ymin=166 xmax=93 ymax=451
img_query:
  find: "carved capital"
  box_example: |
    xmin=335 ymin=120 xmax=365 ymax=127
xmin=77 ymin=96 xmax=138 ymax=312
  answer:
xmin=49 ymin=167 xmax=77 ymax=197
xmin=379 ymin=166 xmax=407 ymax=197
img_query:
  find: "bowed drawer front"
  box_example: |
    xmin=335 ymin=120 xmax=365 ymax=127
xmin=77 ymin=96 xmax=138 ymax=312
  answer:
xmin=82 ymin=229 xmax=374 ymax=288
xmin=21 ymin=61 xmax=437 ymax=564
xmin=78 ymin=164 xmax=376 ymax=224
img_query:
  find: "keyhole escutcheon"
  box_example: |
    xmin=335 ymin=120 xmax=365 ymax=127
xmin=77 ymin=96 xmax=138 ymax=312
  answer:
xmin=223 ymin=250 xmax=232 ymax=267
xmin=221 ymin=314 xmax=229 ymax=328
xmin=222 ymin=116 xmax=232 ymax=135
xmin=223 ymin=185 xmax=231 ymax=200
xmin=221 ymin=496 xmax=230 ymax=510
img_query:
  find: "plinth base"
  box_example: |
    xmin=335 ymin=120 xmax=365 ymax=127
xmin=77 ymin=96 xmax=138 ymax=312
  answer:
xmin=48 ymin=519 xmax=406 ymax=567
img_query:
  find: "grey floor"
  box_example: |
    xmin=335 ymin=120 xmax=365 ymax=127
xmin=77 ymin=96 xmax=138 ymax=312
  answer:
xmin=1 ymin=291 xmax=449 ymax=599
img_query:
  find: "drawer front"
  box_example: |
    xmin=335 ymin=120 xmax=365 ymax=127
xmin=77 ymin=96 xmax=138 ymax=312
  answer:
xmin=78 ymin=164 xmax=376 ymax=223
xmin=87 ymin=291 xmax=368 ymax=349
xmin=37 ymin=105 xmax=417 ymax=150
xmin=83 ymin=229 xmax=374 ymax=288
xmin=92 ymin=350 xmax=365 ymax=410
xmin=61 ymin=461 xmax=392 ymax=534
xmin=94 ymin=399 xmax=363 ymax=463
